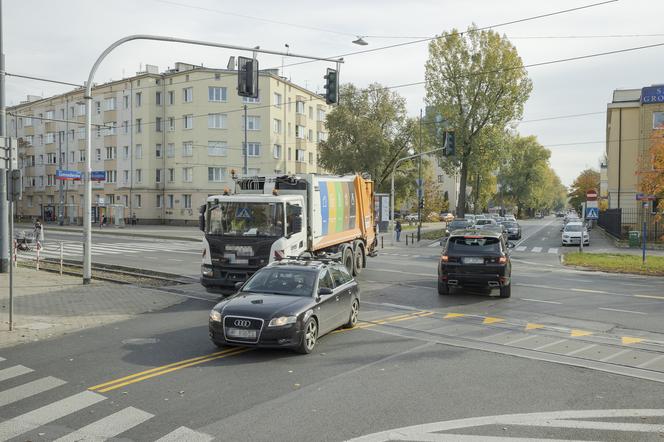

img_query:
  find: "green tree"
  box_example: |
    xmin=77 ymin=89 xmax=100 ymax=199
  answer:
xmin=568 ymin=168 xmax=600 ymax=212
xmin=318 ymin=83 xmax=418 ymax=194
xmin=425 ymin=26 xmax=532 ymax=217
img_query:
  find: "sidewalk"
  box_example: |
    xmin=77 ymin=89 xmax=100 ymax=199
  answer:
xmin=578 ymin=226 xmax=664 ymax=257
xmin=0 ymin=267 xmax=186 ymax=348
xmin=378 ymin=223 xmax=446 ymax=251
xmin=13 ymin=222 xmax=203 ymax=242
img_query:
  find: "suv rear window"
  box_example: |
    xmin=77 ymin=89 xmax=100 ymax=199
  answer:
xmin=448 ymin=236 xmax=501 ymax=253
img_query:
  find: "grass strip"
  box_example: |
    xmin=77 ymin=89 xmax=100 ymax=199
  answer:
xmin=564 ymin=252 xmax=664 ymax=276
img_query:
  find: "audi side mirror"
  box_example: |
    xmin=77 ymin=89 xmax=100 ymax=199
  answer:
xmin=318 ymin=287 xmax=333 ymax=296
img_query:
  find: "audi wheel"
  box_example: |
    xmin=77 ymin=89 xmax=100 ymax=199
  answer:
xmin=344 ymin=298 xmax=360 ymax=328
xmin=296 ymin=318 xmax=318 ymax=354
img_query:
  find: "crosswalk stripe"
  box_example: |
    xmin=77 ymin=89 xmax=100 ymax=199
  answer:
xmin=0 ymin=376 xmax=66 ymax=407
xmin=0 ymin=390 xmax=105 ymax=441
xmin=531 ymin=246 xmax=542 ymax=253
xmin=53 ymin=406 xmax=153 ymax=442
xmin=548 ymin=248 xmax=559 ymax=254
xmin=155 ymin=426 xmax=213 ymax=442
xmin=0 ymin=365 xmax=33 ymax=382
xmin=515 ymin=246 xmax=526 ymax=252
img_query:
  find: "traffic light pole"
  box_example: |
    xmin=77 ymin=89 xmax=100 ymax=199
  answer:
xmin=81 ymin=34 xmax=343 ymax=284
xmin=417 ymin=109 xmax=422 ymax=242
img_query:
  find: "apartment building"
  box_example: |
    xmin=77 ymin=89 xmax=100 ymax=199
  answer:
xmin=8 ymin=62 xmax=329 ymax=224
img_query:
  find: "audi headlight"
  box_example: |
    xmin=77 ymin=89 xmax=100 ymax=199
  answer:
xmin=209 ymin=310 xmax=222 ymax=322
xmin=268 ymin=316 xmax=297 ymax=327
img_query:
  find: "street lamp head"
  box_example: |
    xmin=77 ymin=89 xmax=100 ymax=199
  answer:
xmin=352 ymin=36 xmax=368 ymax=46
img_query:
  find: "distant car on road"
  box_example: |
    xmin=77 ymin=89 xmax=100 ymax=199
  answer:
xmin=474 ymin=218 xmax=496 ymax=228
xmin=209 ymin=259 xmax=360 ymax=354
xmin=438 ymin=229 xmax=514 ymax=298
xmin=405 ymin=214 xmax=419 ymax=222
xmin=561 ymin=222 xmax=589 ymax=247
xmin=504 ymin=215 xmax=516 ymax=222
xmin=446 ymin=218 xmax=473 ymax=236
xmin=535 ymin=212 xmax=544 ymax=219
xmin=440 ymin=212 xmax=455 ymax=222
xmin=500 ymin=220 xmax=522 ymax=240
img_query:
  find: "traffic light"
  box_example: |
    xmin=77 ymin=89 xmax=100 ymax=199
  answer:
xmin=419 ymin=198 xmax=425 ymax=209
xmin=237 ymin=56 xmax=259 ymax=98
xmin=324 ymin=68 xmax=338 ymax=104
xmin=444 ymin=132 xmax=455 ymax=157
xmin=7 ymin=169 xmax=21 ymax=201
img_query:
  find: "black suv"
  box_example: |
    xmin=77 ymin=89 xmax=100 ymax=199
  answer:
xmin=438 ymin=229 xmax=514 ymax=298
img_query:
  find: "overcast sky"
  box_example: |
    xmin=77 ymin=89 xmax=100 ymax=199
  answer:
xmin=5 ymin=0 xmax=664 ymax=186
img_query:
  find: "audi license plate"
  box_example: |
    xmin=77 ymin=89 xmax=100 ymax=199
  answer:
xmin=464 ymin=257 xmax=484 ymax=264
xmin=226 ymin=328 xmax=257 ymax=339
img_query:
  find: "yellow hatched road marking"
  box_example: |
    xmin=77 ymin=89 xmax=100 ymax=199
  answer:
xmin=483 ymin=317 xmax=504 ymax=324
xmin=444 ymin=313 xmax=465 ymax=319
xmin=94 ymin=348 xmax=251 ymax=393
xmin=622 ymin=337 xmax=644 ymax=345
xmin=391 ymin=311 xmax=435 ymax=322
xmin=525 ymin=323 xmax=544 ymax=330
xmin=332 ymin=311 xmax=428 ymax=334
xmin=570 ymin=330 xmax=593 ymax=337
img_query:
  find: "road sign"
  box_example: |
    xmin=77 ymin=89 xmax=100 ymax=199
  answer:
xmin=56 ymin=170 xmax=82 ymax=181
xmin=586 ymin=200 xmax=598 ymax=209
xmin=90 ymin=171 xmax=106 ymax=181
xmin=586 ymin=189 xmax=597 ymax=201
xmin=415 ymin=178 xmax=423 ymax=187
xmin=585 ymin=207 xmax=599 ymax=220
xmin=636 ymin=193 xmax=656 ymax=201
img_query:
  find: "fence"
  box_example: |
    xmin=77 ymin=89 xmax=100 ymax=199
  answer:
xmin=599 ymin=208 xmax=663 ymax=242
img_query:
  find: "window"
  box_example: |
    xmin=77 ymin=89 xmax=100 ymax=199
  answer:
xmin=60 ymin=109 xmax=65 ymax=119
xmin=135 ymin=92 xmax=142 ymax=107
xmin=106 ymin=170 xmax=117 ymax=183
xmin=123 ymin=95 xmax=129 ymax=109
xmin=273 ymin=144 xmax=282 ymax=159
xmin=308 ymin=129 xmax=313 ymax=141
xmin=183 ymin=87 xmax=193 ymax=103
xmin=79 ymin=150 xmax=86 ymax=162
xmin=243 ymin=116 xmax=261 ymax=130
xmin=156 ymin=117 xmax=162 ymax=132
xmin=295 ymin=125 xmax=305 ymax=139
xmin=330 ymin=264 xmax=353 ymax=286
xmin=105 ymin=146 xmax=116 ymax=160
xmin=107 ymin=121 xmax=117 ymax=135
xmin=123 ymin=120 xmax=129 ymax=134
xmin=168 ymin=90 xmax=174 ymax=105
xmin=183 ymin=114 xmax=193 ymax=129
xmin=317 ymin=131 xmax=327 ymax=142
xmin=183 ymin=194 xmax=192 ymax=209
xmin=182 ymin=142 xmax=193 ymax=157
xmin=296 ymin=101 xmax=305 ymax=114
xmin=182 ymin=167 xmax=193 ymax=182
xmin=166 ymin=143 xmax=175 ymax=158
xmin=95 ymin=149 xmax=101 ymax=161
xmin=122 ymin=145 xmax=129 ymax=160
xmin=46 ymin=132 xmax=55 ymax=144
xmin=208 ymin=141 xmax=227 ymax=156
xmin=135 ymin=144 xmax=143 ymax=159
xmin=273 ymin=119 xmax=282 ymax=134
xmin=243 ymin=96 xmax=259 ymax=103
xmin=24 ymin=116 xmax=33 ymax=127
xmin=167 ymin=194 xmax=174 ymax=208
xmin=655 ymin=112 xmax=664 ymax=130
xmin=135 ymin=169 xmax=142 ymax=183
xmin=155 ymin=91 xmax=162 ymax=106
xmin=208 ymin=86 xmax=227 ymax=102
xmin=25 ymin=135 xmax=33 ymax=145
xmin=156 ymin=194 xmax=163 ymax=208
xmin=136 ymin=118 xmax=142 ymax=133
xmin=78 ymin=127 xmax=85 ymax=139
xmin=309 ymin=106 xmax=313 ymax=119
xmin=273 ymin=92 xmax=282 ymax=107
xmin=155 ymin=168 xmax=162 ymax=183
xmin=68 ymin=130 xmax=74 ymax=140
xmin=155 ymin=144 xmax=162 ymax=158
xmin=104 ymin=97 xmax=116 ymax=111
xmin=243 ymin=142 xmax=261 ymax=157
xmin=46 ymin=110 xmax=55 ymax=120
xmin=70 ymin=151 xmax=75 ymax=163
xmin=27 ymin=196 xmax=33 ymax=207
xmin=296 ymin=149 xmax=305 ymax=163
xmin=123 ymin=170 xmax=129 ymax=184
xmin=208 ymin=167 xmax=226 ymax=182
xmin=168 ymin=168 xmax=175 ymax=182
xmin=438 ymin=175 xmax=444 ymax=183
xmin=122 ymin=195 xmax=128 ymax=207
xmin=208 ymin=113 xmax=227 ymax=129
xmin=47 ymin=174 xmax=55 ymax=186
xmin=309 ymin=152 xmax=314 ymax=164
xmin=135 ymin=194 xmax=142 ymax=208
xmin=168 ymin=117 xmax=175 ymax=131
xmin=288 ymin=147 xmax=292 ymax=161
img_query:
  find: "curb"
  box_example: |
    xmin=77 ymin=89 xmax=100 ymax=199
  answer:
xmin=17 ymin=225 xmax=202 ymax=243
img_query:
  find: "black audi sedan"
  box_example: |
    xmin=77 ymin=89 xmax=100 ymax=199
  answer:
xmin=209 ymin=259 xmax=360 ymax=354
xmin=438 ymin=229 xmax=514 ymax=298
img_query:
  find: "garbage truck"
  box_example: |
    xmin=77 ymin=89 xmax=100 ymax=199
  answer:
xmin=199 ymin=174 xmax=377 ymax=291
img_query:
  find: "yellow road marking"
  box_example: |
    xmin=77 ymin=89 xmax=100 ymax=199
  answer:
xmin=622 ymin=337 xmax=644 ymax=345
xmin=94 ymin=348 xmax=251 ymax=393
xmin=444 ymin=313 xmax=465 ymax=319
xmin=525 ymin=323 xmax=544 ymax=330
xmin=88 ymin=347 xmax=240 ymax=391
xmin=635 ymin=295 xmax=664 ymax=300
xmin=483 ymin=317 xmax=504 ymax=324
xmin=391 ymin=311 xmax=434 ymax=322
xmin=570 ymin=330 xmax=593 ymax=337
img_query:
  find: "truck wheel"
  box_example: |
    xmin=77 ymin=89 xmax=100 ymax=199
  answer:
xmin=343 ymin=248 xmax=354 ymax=275
xmin=352 ymin=246 xmax=364 ymax=276
xmin=438 ymin=280 xmax=450 ymax=295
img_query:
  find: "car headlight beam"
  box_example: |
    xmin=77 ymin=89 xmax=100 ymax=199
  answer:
xmin=268 ymin=316 xmax=297 ymax=327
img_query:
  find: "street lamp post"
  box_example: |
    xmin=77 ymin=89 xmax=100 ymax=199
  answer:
xmin=82 ymin=34 xmax=342 ymax=284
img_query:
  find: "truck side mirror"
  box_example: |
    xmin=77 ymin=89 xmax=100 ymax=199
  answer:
xmin=198 ymin=205 xmax=206 ymax=232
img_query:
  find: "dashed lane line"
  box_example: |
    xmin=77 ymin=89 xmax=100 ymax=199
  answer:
xmin=533 ymin=339 xmax=568 ymax=351
xmin=520 ymin=298 xmax=562 ymax=305
xmin=599 ymin=307 xmax=647 ymax=315
xmin=600 ymin=348 xmax=632 ymax=362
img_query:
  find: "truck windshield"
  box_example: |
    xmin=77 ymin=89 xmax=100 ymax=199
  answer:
xmin=208 ymin=202 xmax=284 ymax=237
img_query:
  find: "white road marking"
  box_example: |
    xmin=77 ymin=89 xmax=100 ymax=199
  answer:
xmin=637 ymin=354 xmax=664 ymax=369
xmin=599 ymin=349 xmax=632 ymax=362
xmin=0 ymin=377 xmax=66 ymax=407
xmin=504 ymin=335 xmax=539 ymax=346
xmin=533 ymin=339 xmax=568 ymax=351
xmin=0 ymin=390 xmax=105 ymax=440
xmin=572 ymin=288 xmax=608 ymax=294
xmin=520 ymin=298 xmax=562 ymax=305
xmin=515 ymin=246 xmax=527 ymax=252
xmin=511 ymin=418 xmax=664 ymax=433
xmin=565 ymin=344 xmax=597 ymax=356
xmin=155 ymin=426 xmax=214 ymax=442
xmin=548 ymin=248 xmax=559 ymax=254
xmin=0 ymin=365 xmax=33 ymax=382
xmin=54 ymin=406 xmax=153 ymax=442
xmin=531 ymin=247 xmax=542 ymax=253
xmin=599 ymin=307 xmax=647 ymax=315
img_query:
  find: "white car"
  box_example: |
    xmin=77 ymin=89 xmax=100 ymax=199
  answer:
xmin=561 ymin=222 xmax=589 ymax=246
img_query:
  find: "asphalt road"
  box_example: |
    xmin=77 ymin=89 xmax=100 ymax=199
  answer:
xmin=4 ymin=217 xmax=664 ymax=441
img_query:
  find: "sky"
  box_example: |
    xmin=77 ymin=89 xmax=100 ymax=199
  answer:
xmin=4 ymin=0 xmax=664 ymax=186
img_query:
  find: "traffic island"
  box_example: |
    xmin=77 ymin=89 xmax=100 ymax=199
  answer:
xmin=563 ymin=252 xmax=664 ymax=276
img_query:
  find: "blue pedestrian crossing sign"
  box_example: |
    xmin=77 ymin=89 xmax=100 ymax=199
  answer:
xmin=585 ymin=207 xmax=599 ymax=220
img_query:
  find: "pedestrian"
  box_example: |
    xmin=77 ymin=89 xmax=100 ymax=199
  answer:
xmin=34 ymin=218 xmax=44 ymax=245
xmin=131 ymin=213 xmax=137 ymax=226
xmin=395 ymin=220 xmax=402 ymax=242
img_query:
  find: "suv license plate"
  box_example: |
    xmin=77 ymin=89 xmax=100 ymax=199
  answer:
xmin=464 ymin=257 xmax=484 ymax=264
xmin=226 ymin=328 xmax=257 ymax=339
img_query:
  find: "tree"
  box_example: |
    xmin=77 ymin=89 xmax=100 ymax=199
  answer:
xmin=425 ymin=26 xmax=532 ymax=217
xmin=318 ymin=83 xmax=418 ymax=195
xmin=638 ymin=133 xmax=664 ymax=197
xmin=422 ymin=162 xmax=448 ymax=219
xmin=568 ymin=169 xmax=600 ymax=212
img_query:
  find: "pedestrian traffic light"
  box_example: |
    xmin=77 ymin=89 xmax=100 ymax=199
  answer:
xmin=444 ymin=132 xmax=456 ymax=157
xmin=324 ymin=68 xmax=338 ymax=104
xmin=237 ymin=56 xmax=259 ymax=98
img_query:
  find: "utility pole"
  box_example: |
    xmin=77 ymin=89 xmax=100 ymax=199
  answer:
xmin=417 ymin=109 xmax=422 ymax=242
xmin=0 ymin=0 xmax=8 ymax=274
xmin=243 ymin=104 xmax=248 ymax=175
xmin=58 ymin=131 xmax=64 ymax=225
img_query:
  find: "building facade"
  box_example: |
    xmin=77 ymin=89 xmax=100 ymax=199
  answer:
xmin=606 ymin=86 xmax=664 ymax=211
xmin=8 ymin=62 xmax=329 ymax=225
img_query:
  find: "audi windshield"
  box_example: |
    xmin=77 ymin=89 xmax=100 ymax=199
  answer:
xmin=242 ymin=268 xmax=317 ymax=296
